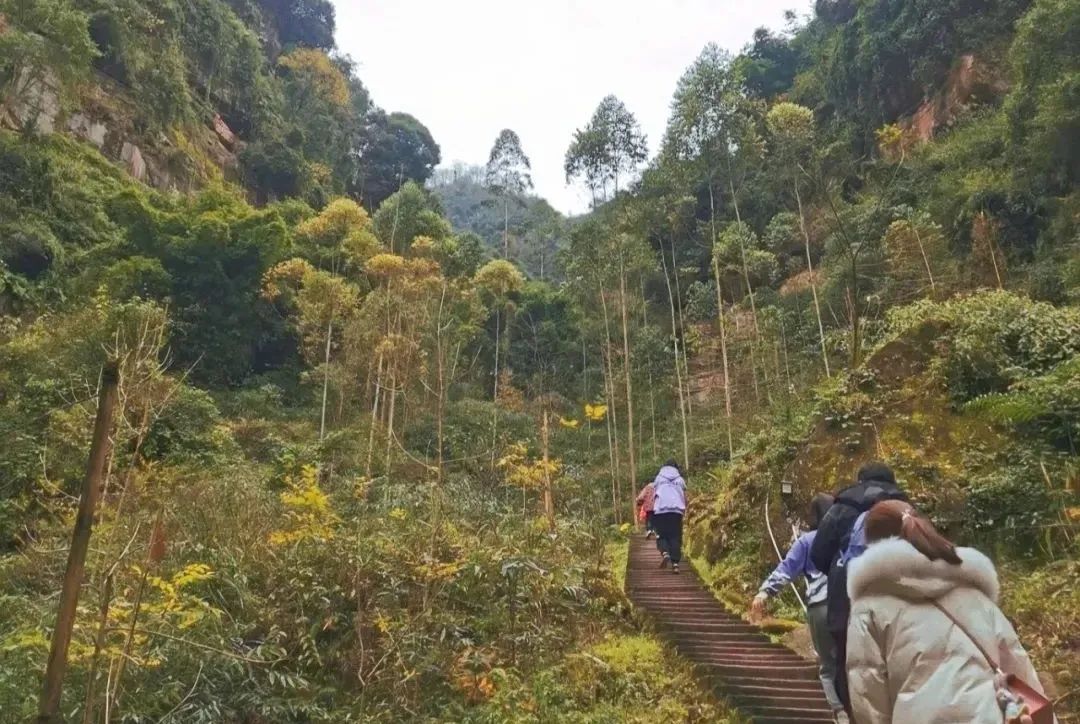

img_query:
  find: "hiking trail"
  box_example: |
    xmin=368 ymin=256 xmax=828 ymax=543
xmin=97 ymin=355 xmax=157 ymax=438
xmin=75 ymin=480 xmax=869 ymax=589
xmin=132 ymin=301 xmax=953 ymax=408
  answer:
xmin=626 ymin=535 xmax=835 ymax=723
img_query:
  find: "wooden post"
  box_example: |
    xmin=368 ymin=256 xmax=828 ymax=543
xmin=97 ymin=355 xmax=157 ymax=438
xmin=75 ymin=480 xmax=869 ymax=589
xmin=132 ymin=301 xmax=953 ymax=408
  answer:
xmin=541 ymin=410 xmax=555 ymax=532
xmin=38 ymin=361 xmax=119 ymax=723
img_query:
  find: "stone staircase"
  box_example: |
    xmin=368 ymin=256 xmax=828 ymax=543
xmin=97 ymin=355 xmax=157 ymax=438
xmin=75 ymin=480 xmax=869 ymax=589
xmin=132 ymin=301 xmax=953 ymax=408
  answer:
xmin=626 ymin=535 xmax=836 ymax=723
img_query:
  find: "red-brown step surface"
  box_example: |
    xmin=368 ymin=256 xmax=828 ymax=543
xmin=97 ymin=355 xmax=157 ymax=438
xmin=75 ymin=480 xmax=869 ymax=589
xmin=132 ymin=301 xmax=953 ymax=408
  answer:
xmin=626 ymin=535 xmax=836 ymax=724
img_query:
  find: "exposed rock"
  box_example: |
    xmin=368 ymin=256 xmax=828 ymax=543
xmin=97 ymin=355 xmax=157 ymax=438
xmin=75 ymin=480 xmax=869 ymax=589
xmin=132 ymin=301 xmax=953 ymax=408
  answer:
xmin=213 ymin=114 xmax=237 ymax=150
xmin=120 ymin=142 xmax=146 ymax=181
xmin=67 ymin=113 xmax=108 ymax=148
xmin=9 ymin=65 xmax=240 ymax=194
xmin=6 ymin=68 xmax=60 ymax=135
xmin=901 ymin=55 xmax=1010 ymax=144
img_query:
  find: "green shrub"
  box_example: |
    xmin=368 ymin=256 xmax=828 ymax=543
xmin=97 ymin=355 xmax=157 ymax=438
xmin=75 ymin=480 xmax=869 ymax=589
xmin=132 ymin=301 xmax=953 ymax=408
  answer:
xmin=886 ymin=291 xmax=1080 ymax=402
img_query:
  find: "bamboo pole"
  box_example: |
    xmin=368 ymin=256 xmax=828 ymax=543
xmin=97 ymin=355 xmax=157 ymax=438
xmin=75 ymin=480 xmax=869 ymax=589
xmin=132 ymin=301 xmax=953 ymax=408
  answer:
xmin=38 ymin=362 xmax=119 ymax=723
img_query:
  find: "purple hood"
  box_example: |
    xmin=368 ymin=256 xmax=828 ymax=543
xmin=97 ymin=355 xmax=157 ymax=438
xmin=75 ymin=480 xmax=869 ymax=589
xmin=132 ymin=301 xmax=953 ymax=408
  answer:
xmin=652 ymin=465 xmax=686 ymax=514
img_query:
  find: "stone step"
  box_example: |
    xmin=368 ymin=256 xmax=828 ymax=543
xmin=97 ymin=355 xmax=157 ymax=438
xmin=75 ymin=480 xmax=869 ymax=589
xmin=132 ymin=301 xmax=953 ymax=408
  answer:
xmin=721 ymin=677 xmax=826 ymax=692
xmin=702 ymin=662 xmax=820 ymax=681
xmin=745 ymin=704 xmax=837 ymax=721
xmin=625 ymin=534 xmax=831 ymax=721
xmin=730 ymin=690 xmax=834 ymax=711
xmin=661 ymin=621 xmax=759 ymax=633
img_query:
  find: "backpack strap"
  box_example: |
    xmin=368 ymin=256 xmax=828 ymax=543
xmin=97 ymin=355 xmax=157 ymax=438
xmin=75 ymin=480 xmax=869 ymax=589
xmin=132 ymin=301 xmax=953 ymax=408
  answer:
xmin=931 ymin=599 xmax=1003 ymax=674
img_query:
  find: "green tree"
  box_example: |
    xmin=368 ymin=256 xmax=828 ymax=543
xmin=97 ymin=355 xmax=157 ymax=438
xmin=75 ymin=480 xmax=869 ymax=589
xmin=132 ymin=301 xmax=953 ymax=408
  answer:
xmin=294 ymin=197 xmax=381 ymax=273
xmin=1006 ymin=0 xmax=1080 ymax=194
xmin=485 ymin=129 xmax=533 ymax=258
xmin=737 ymin=26 xmax=799 ymax=99
xmin=565 ymin=95 xmax=647 ymax=206
xmin=256 ymin=0 xmax=336 ymax=50
xmin=372 ymin=181 xmax=451 ymax=254
xmin=355 ymin=111 xmax=441 ymax=208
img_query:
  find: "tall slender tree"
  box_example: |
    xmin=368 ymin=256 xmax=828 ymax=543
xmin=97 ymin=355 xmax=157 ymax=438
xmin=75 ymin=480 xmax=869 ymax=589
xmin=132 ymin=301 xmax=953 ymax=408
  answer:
xmin=663 ymin=44 xmax=772 ymax=398
xmin=565 ymin=95 xmax=648 ymax=207
xmin=484 ymin=129 xmax=533 ymax=258
xmin=766 ymin=102 xmax=831 ymax=377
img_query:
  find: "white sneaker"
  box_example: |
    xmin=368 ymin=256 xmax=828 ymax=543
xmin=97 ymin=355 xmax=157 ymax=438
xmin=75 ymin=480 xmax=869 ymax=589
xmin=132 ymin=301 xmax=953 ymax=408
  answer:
xmin=835 ymin=711 xmax=850 ymax=724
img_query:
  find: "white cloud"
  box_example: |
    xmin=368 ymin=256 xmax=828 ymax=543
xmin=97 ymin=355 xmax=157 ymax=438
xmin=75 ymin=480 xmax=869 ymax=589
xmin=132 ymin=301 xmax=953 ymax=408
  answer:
xmin=332 ymin=0 xmax=812 ymax=215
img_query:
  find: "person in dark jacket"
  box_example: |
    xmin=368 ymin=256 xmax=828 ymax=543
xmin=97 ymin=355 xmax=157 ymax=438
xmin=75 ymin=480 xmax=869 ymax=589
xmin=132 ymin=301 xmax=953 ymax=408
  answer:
xmin=809 ymin=461 xmax=908 ymax=712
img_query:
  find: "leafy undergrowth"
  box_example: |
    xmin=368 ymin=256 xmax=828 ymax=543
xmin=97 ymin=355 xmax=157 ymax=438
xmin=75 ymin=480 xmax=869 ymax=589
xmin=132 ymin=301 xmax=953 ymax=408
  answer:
xmin=462 ymin=633 xmax=735 ymax=723
xmin=1000 ymin=557 xmax=1080 ymax=712
xmin=687 ymin=291 xmax=1080 ymax=718
xmin=0 ymin=445 xmax=735 ymax=723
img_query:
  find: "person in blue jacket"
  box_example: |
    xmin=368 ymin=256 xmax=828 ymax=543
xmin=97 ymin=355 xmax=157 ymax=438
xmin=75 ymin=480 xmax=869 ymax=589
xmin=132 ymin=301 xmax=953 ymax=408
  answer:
xmin=751 ymin=493 xmax=847 ymax=723
xmin=651 ymin=459 xmax=687 ymax=574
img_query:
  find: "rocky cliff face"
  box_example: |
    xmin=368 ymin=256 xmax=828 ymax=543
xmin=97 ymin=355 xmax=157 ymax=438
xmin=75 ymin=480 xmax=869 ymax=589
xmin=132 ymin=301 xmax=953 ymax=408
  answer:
xmin=902 ymin=54 xmax=1010 ymax=143
xmin=2 ymin=68 xmax=240 ymax=194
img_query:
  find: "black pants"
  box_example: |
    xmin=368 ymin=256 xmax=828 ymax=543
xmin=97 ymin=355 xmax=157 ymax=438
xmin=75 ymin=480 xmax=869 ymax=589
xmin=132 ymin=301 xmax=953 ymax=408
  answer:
xmin=644 ymin=511 xmax=655 ymax=532
xmin=828 ymin=564 xmax=852 ymax=713
xmin=832 ymin=627 xmax=850 ymax=712
xmin=652 ymin=512 xmax=683 ymax=563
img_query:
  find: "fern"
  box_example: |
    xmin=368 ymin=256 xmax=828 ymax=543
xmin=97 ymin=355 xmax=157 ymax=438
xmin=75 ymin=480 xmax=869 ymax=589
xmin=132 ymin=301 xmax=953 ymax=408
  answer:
xmin=964 ymin=357 xmax=1080 ymax=442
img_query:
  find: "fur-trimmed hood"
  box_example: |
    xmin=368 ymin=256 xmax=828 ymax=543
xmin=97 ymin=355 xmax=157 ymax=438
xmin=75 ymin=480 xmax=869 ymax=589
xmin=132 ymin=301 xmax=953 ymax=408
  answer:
xmin=847 ymin=537 xmax=999 ymax=603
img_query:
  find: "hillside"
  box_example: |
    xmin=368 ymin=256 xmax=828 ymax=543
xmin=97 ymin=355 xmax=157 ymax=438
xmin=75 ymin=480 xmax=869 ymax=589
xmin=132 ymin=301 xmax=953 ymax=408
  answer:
xmin=2 ymin=0 xmax=1079 ymax=721
xmin=430 ymin=165 xmax=568 ymax=282
xmin=1 ymin=0 xmax=439 ymax=207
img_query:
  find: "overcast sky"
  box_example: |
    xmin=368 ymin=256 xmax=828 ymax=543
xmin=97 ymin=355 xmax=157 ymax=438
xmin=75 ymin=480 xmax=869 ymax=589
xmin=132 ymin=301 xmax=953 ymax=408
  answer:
xmin=333 ymin=1 xmax=812 ymax=215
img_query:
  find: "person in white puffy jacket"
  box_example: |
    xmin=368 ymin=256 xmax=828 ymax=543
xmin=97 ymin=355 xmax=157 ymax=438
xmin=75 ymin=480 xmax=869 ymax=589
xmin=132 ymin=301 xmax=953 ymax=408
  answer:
xmin=846 ymin=500 xmax=1049 ymax=724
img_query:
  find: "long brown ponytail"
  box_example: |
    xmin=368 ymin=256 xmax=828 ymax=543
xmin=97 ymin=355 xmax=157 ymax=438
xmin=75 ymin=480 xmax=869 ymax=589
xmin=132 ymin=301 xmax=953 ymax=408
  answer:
xmin=865 ymin=500 xmax=962 ymax=565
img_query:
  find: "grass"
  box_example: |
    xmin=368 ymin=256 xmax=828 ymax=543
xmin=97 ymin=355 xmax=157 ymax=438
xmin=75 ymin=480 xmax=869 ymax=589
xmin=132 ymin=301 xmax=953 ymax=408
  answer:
xmin=606 ymin=540 xmax=629 ymax=592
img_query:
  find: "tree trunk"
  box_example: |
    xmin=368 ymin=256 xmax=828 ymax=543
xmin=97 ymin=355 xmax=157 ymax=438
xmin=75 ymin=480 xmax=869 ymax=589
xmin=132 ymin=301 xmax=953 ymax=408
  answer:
xmin=38 ymin=362 xmax=119 ymax=724
xmin=582 ymin=335 xmax=591 ymax=454
xmin=490 ymin=307 xmax=501 ymax=468
xmin=541 ymin=410 xmax=555 ymax=531
xmin=598 ymin=283 xmax=622 ymax=521
xmin=365 ymin=353 xmax=383 ymax=481
xmin=601 ymin=343 xmax=618 ymax=522
xmin=640 ymin=277 xmax=657 ymax=459
xmin=847 ymin=260 xmax=861 ymax=368
xmin=660 ymin=243 xmax=690 ymax=470
xmin=669 ymin=243 xmax=694 ymax=418
xmin=779 ymin=314 xmax=794 ymax=393
xmin=729 ymin=178 xmax=769 ymax=405
xmin=435 ymin=286 xmax=447 ymax=486
xmin=389 ymin=166 xmax=404 ymax=253
xmin=794 ymin=179 xmax=831 ymax=377
xmin=319 ymin=318 xmax=333 ymax=443
xmin=384 ymin=373 xmax=397 ymax=479
xmin=712 ymin=256 xmax=734 ymax=458
xmin=910 ymin=223 xmax=937 ymax=295
xmin=618 ymin=254 xmax=637 ymax=516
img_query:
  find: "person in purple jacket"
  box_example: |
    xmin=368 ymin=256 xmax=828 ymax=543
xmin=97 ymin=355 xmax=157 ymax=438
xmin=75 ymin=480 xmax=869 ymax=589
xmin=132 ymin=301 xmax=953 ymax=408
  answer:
xmin=651 ymin=459 xmax=687 ymax=574
xmin=750 ymin=493 xmax=847 ymax=723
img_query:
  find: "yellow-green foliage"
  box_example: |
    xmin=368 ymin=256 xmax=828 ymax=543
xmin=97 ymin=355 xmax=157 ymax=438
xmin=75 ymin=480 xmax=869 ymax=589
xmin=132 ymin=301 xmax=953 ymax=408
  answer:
xmin=269 ymin=465 xmax=339 ymax=546
xmin=278 ymin=49 xmax=351 ymax=109
xmin=469 ymin=634 xmax=734 ymax=723
xmin=606 ymin=541 xmax=628 ymax=592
